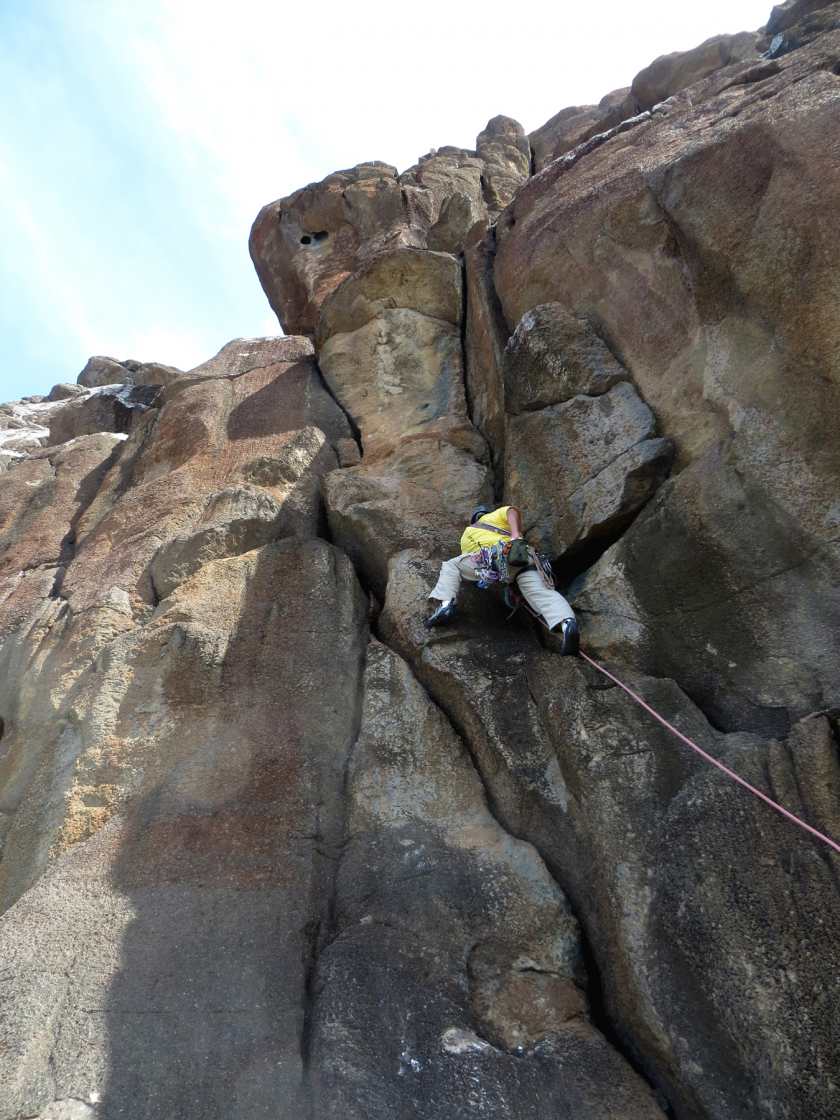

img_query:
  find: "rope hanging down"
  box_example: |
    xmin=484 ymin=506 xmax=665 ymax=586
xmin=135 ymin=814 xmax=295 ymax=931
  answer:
xmin=578 ymin=651 xmax=840 ymax=857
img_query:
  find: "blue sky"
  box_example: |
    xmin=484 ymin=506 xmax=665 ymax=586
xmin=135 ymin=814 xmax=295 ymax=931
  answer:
xmin=1 ymin=0 xmax=773 ymax=401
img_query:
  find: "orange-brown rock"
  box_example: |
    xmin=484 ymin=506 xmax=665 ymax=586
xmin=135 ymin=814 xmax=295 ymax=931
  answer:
xmin=317 ymin=249 xmax=492 ymax=596
xmin=250 ymin=119 xmax=530 ymax=335
xmin=60 ymin=344 xmax=350 ymax=618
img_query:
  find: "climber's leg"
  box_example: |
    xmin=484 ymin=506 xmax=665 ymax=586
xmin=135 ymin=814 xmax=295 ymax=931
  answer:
xmin=427 ymin=554 xmax=480 ymax=602
xmin=517 ymin=569 xmax=574 ymax=630
xmin=426 ymin=554 xmax=481 ymax=628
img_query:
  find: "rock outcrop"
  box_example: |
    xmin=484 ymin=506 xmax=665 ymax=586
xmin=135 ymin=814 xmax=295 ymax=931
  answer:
xmin=249 ymin=119 xmax=531 ymax=336
xmin=3 ymin=3 xmax=840 ymax=1118
xmin=78 ymin=355 xmax=184 ymax=388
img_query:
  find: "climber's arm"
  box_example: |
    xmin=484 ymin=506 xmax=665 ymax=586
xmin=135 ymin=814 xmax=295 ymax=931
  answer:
xmin=507 ymin=507 xmax=523 ymax=540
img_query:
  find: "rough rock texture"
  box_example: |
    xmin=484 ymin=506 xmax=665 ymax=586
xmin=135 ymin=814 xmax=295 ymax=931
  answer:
xmin=0 ymin=537 xmax=367 ymax=1118
xmin=186 ymin=335 xmax=314 ymax=380
xmin=47 ymin=386 xmax=159 ymax=446
xmin=463 ymin=223 xmax=509 ymax=475
xmin=506 ymin=381 xmax=674 ymax=558
xmin=3 ymin=4 xmax=840 ymax=1119
xmin=380 ymin=551 xmax=840 ymax=1120
xmin=503 ymin=302 xmax=628 ymax=415
xmin=249 ymin=119 xmax=530 ymax=336
xmin=529 ymin=88 xmax=640 ymax=172
xmin=316 ymin=250 xmax=492 ymax=597
xmin=77 ymin=356 xmax=184 ymax=388
xmin=631 ymin=31 xmax=765 ymax=111
xmin=570 ymin=441 xmax=840 ymax=737
xmin=311 ymin=639 xmax=662 ymax=1119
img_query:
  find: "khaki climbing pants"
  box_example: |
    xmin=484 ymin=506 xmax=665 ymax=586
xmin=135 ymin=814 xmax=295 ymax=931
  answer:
xmin=429 ymin=553 xmax=575 ymax=631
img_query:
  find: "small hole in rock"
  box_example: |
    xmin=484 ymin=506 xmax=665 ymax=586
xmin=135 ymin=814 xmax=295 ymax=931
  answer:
xmin=0 ymin=716 xmax=5 ymax=742
xmin=300 ymin=235 xmax=312 ymax=245
xmin=833 ymin=60 xmax=840 ymax=75
xmin=313 ymin=230 xmax=329 ymax=242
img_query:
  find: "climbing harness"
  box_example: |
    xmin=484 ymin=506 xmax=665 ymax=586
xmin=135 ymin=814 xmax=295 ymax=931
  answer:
xmin=476 ymin=540 xmax=556 ymax=592
xmin=578 ymin=651 xmax=840 ymax=858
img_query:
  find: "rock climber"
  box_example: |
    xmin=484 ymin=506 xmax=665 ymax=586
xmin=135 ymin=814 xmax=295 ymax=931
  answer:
xmin=426 ymin=504 xmax=580 ymax=655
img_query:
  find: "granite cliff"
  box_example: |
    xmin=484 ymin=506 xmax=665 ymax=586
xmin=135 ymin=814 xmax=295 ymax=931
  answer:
xmin=2 ymin=1 xmax=840 ymax=1117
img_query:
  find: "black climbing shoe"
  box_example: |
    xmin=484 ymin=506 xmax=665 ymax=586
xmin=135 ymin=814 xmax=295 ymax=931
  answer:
xmin=558 ymin=617 xmax=579 ymax=656
xmin=425 ymin=598 xmax=457 ymax=628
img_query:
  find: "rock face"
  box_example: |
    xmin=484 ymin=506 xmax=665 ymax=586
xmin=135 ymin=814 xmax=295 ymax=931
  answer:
xmin=78 ymin=355 xmax=184 ymax=388
xmin=249 ymin=120 xmax=531 ymax=336
xmin=317 ymin=249 xmax=492 ymax=598
xmin=3 ymin=3 xmax=840 ymax=1119
xmin=506 ymin=381 xmax=674 ymax=558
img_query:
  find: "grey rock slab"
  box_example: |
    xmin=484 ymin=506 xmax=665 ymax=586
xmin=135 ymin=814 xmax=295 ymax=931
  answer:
xmin=505 ymin=381 xmax=671 ymax=557
xmin=570 ymin=440 xmax=840 ymax=737
xmin=310 ymin=638 xmax=663 ymax=1120
xmin=379 ymin=548 xmax=840 ymax=1120
xmin=503 ymin=303 xmax=628 ymax=415
xmin=0 ymin=538 xmax=368 ymax=1119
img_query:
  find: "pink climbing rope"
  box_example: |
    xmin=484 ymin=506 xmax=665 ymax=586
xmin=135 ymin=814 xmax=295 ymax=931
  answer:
xmin=578 ymin=651 xmax=840 ymax=857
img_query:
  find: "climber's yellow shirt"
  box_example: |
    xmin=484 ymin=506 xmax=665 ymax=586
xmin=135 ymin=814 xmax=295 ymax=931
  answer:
xmin=460 ymin=506 xmax=521 ymax=554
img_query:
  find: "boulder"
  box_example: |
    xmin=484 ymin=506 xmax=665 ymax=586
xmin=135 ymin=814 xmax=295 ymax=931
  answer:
xmin=631 ymin=31 xmax=765 ymax=112
xmin=426 ymin=191 xmax=482 ymax=254
xmin=529 ymin=88 xmax=641 ymax=172
xmin=186 ymin=335 xmax=314 ymax=379
xmin=505 ymin=381 xmax=674 ymax=557
xmin=400 ymin=146 xmax=489 ymax=250
xmin=475 ymin=115 xmax=531 ymax=213
xmin=77 ymin=355 xmax=129 ymax=387
xmin=121 ymin=359 xmax=184 ymax=386
xmin=77 ymin=356 xmax=183 ymax=388
xmin=503 ymin=302 xmax=628 ymax=414
xmin=47 ymin=385 xmax=159 ymax=446
xmin=249 ymin=162 xmax=428 ymax=336
xmin=47 ymin=383 xmax=87 ymax=402
xmin=315 ymin=247 xmax=463 ymax=349
xmin=530 ymin=104 xmax=600 ymax=173
xmin=250 ymin=118 xmax=529 ymax=336
xmin=311 ymin=639 xmax=663 ymax=1119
